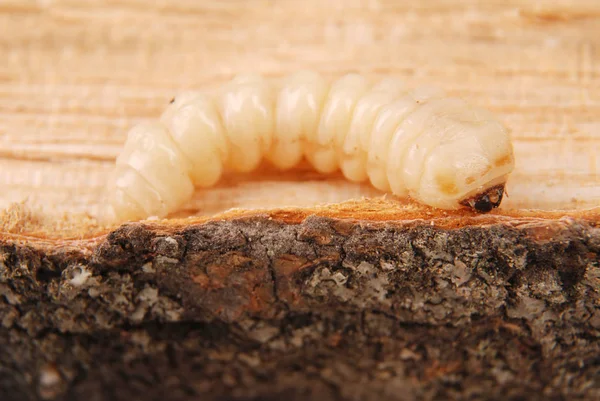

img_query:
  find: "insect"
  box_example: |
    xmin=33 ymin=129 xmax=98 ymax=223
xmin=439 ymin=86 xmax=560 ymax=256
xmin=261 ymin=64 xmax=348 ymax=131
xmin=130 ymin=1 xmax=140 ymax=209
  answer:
xmin=108 ymin=71 xmax=515 ymax=221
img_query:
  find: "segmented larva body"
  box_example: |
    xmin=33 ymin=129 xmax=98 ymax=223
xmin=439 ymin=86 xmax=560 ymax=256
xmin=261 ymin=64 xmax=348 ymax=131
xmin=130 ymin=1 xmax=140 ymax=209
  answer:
xmin=109 ymin=71 xmax=515 ymax=221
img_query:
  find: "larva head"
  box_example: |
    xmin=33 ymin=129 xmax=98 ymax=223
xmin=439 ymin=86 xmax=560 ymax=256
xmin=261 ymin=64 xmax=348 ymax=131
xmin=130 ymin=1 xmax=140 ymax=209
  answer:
xmin=459 ymin=184 xmax=505 ymax=212
xmin=415 ymin=117 xmax=515 ymax=212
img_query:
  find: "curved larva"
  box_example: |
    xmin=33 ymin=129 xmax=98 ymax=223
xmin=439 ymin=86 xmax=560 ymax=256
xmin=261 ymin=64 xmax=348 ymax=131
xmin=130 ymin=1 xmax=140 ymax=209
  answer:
xmin=107 ymin=71 xmax=515 ymax=222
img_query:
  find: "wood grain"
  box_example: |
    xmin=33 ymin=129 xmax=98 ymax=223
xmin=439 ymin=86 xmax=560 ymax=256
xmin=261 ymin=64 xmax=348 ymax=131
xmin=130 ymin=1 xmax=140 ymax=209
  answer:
xmin=0 ymin=0 xmax=599 ymax=222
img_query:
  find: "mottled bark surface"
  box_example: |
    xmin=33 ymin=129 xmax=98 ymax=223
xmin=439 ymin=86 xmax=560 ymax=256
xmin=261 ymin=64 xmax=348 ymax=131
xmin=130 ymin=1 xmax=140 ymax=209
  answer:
xmin=1 ymin=215 xmax=599 ymax=401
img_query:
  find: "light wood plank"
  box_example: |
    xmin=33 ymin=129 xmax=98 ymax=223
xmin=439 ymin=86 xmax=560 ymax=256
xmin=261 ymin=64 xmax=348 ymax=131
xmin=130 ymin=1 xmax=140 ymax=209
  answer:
xmin=0 ymin=0 xmax=598 ymax=221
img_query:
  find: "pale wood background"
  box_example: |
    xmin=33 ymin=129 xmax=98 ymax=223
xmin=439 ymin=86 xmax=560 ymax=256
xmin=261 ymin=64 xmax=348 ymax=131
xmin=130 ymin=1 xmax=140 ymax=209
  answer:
xmin=1 ymin=0 xmax=599 ymax=221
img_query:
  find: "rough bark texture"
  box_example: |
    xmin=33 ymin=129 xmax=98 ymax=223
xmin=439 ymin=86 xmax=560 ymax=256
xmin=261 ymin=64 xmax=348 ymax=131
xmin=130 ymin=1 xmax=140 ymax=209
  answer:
xmin=2 ymin=0 xmax=600 ymax=217
xmin=1 ymin=215 xmax=599 ymax=401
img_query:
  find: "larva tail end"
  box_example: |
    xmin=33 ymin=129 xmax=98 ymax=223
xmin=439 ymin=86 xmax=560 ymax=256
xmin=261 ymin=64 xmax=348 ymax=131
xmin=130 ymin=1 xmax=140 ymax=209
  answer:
xmin=459 ymin=184 xmax=505 ymax=213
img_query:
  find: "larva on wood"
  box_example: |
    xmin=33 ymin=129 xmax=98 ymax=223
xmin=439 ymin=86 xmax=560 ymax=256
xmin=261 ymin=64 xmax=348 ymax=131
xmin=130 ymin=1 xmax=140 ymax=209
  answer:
xmin=107 ymin=72 xmax=515 ymax=221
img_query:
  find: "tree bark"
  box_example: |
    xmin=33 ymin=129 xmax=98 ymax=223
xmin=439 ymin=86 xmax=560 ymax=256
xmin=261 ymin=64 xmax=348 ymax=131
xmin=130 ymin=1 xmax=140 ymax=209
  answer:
xmin=1 ymin=213 xmax=599 ymax=401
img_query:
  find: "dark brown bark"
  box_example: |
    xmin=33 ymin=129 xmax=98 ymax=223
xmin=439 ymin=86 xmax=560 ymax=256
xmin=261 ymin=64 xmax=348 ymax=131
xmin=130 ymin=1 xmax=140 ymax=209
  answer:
xmin=1 ymin=214 xmax=599 ymax=401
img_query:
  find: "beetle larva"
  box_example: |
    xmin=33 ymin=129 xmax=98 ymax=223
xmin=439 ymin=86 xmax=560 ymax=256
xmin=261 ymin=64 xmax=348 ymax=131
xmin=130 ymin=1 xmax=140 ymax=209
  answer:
xmin=107 ymin=72 xmax=515 ymax=221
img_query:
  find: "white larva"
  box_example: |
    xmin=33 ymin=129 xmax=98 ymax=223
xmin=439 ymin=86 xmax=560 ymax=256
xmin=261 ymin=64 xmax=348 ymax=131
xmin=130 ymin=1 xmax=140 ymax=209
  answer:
xmin=107 ymin=72 xmax=515 ymax=221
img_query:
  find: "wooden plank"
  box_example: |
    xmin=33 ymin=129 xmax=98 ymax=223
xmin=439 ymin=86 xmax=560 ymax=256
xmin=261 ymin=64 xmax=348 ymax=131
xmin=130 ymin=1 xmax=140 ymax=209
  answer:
xmin=0 ymin=0 xmax=599 ymax=224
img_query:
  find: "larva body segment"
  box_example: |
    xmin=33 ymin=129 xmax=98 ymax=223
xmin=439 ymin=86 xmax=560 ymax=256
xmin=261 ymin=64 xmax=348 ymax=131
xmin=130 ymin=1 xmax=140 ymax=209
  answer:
xmin=340 ymin=77 xmax=406 ymax=182
xmin=305 ymin=74 xmax=369 ymax=173
xmin=403 ymin=101 xmax=488 ymax=195
xmin=357 ymin=77 xmax=409 ymax=152
xmin=159 ymin=94 xmax=228 ymax=187
xmin=271 ymin=71 xmax=329 ymax=170
xmin=366 ymin=86 xmax=444 ymax=193
xmin=113 ymin=122 xmax=194 ymax=219
xmin=387 ymin=97 xmax=472 ymax=195
xmin=107 ymin=71 xmax=515 ymax=222
xmin=215 ymin=74 xmax=275 ymax=172
xmin=111 ymin=166 xmax=166 ymax=219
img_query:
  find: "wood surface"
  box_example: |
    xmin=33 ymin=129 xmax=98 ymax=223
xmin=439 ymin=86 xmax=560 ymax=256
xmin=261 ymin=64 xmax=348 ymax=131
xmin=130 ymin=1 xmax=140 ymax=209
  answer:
xmin=0 ymin=0 xmax=599 ymax=225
